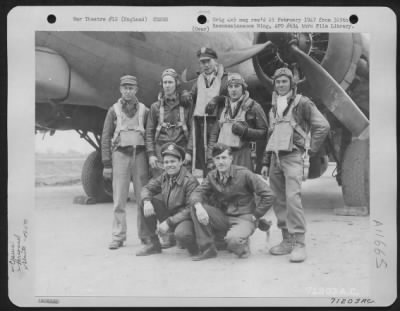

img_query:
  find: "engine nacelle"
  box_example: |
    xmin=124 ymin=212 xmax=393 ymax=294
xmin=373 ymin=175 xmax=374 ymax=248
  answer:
xmin=252 ymin=33 xmax=365 ymax=94
xmin=36 ymin=47 xmax=70 ymax=102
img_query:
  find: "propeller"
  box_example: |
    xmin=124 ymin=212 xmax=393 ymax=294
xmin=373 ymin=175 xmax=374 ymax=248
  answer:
xmin=288 ymin=41 xmax=369 ymax=139
xmin=181 ymin=41 xmax=273 ymax=83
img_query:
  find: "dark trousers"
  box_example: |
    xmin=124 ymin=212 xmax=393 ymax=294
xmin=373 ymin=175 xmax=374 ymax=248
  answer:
xmin=190 ymin=203 xmax=257 ymax=256
xmin=138 ymin=198 xmax=196 ymax=250
xmin=193 ymin=116 xmax=216 ymax=177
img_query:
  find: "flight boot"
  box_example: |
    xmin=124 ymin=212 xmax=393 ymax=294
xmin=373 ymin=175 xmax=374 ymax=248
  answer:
xmin=136 ymin=237 xmax=162 ymax=256
xmin=238 ymin=240 xmax=251 ymax=259
xmin=159 ymin=232 xmax=176 ymax=249
xmin=108 ymin=240 xmax=124 ymax=250
xmin=192 ymin=245 xmax=217 ymax=261
xmin=269 ymin=229 xmax=294 ymax=255
xmin=290 ymin=233 xmax=307 ymax=263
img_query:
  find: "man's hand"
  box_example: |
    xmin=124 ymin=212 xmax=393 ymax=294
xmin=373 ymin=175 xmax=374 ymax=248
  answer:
xmin=231 ymin=121 xmax=248 ymax=137
xmin=207 ymin=160 xmax=216 ymax=172
xmin=261 ymin=166 xmax=269 ymax=180
xmin=307 ymin=149 xmax=317 ymax=157
xmin=195 ymin=203 xmax=209 ymax=226
xmin=103 ymin=167 xmax=112 ymax=180
xmin=143 ymin=201 xmax=155 ymax=217
xmin=184 ymin=153 xmax=192 ymax=165
xmin=149 ymin=156 xmax=159 ymax=169
xmin=180 ymin=90 xmax=193 ymax=107
xmin=158 ymin=220 xmax=170 ymax=235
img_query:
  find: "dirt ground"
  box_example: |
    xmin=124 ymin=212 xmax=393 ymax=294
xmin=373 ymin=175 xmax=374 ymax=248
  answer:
xmin=33 ymin=165 xmax=370 ymax=301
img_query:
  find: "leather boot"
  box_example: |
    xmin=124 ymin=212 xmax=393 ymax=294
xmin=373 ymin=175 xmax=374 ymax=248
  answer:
xmin=192 ymin=245 xmax=217 ymax=261
xmin=290 ymin=233 xmax=307 ymax=262
xmin=238 ymin=240 xmax=251 ymax=259
xmin=136 ymin=237 xmax=162 ymax=256
xmin=269 ymin=230 xmax=294 ymax=255
xmin=159 ymin=232 xmax=176 ymax=249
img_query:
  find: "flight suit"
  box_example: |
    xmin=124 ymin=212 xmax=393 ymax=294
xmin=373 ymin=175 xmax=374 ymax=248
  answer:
xmin=146 ymin=93 xmax=193 ymax=177
xmin=263 ymin=92 xmax=330 ymax=241
xmin=189 ymin=165 xmax=274 ymax=257
xmin=139 ymin=166 xmax=199 ymax=254
xmin=208 ymin=91 xmax=268 ymax=171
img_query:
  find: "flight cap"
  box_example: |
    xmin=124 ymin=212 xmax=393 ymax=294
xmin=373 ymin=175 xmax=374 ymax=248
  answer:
xmin=227 ymin=73 xmax=248 ymax=88
xmin=272 ymin=67 xmax=294 ymax=81
xmin=212 ymin=143 xmax=232 ymax=158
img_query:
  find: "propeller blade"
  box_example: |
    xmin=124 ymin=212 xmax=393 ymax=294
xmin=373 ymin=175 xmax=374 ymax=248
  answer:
xmin=220 ymin=41 xmax=273 ymax=68
xmin=181 ymin=41 xmax=273 ymax=83
xmin=289 ymin=43 xmax=369 ymax=138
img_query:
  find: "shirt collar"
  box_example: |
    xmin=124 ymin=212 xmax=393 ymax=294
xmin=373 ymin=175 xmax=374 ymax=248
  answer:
xmin=162 ymin=167 xmax=186 ymax=186
xmin=164 ymin=93 xmax=177 ymax=101
xmin=277 ymin=90 xmax=293 ymax=100
xmin=216 ymin=165 xmax=235 ymax=183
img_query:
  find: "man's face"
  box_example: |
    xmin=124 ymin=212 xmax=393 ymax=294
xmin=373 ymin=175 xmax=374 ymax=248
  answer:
xmin=163 ymin=155 xmax=183 ymax=176
xmin=274 ymin=76 xmax=291 ymax=96
xmin=228 ymin=83 xmax=244 ymax=101
xmin=213 ymin=150 xmax=233 ymax=174
xmin=120 ymin=84 xmax=137 ymax=101
xmin=162 ymin=75 xmax=177 ymax=96
xmin=199 ymin=58 xmax=217 ymax=75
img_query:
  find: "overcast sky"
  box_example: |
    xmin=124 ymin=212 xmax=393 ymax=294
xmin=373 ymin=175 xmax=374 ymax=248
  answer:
xmin=35 ymin=130 xmax=95 ymax=154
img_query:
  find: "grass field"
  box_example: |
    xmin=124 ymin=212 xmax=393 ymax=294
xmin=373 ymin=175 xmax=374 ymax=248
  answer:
xmin=35 ymin=153 xmax=87 ymax=186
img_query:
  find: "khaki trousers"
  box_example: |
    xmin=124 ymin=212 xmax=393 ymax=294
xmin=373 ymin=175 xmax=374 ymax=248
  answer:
xmin=269 ymin=150 xmax=306 ymax=234
xmin=111 ymin=149 xmax=149 ymax=242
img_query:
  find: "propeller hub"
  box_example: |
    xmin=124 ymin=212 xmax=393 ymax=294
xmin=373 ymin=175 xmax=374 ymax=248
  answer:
xmin=253 ymin=32 xmax=330 ymax=90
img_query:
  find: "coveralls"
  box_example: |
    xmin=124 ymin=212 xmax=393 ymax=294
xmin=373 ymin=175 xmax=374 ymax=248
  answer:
xmin=208 ymin=91 xmax=268 ymax=171
xmin=263 ymin=92 xmax=330 ymax=241
xmin=146 ymin=93 xmax=193 ymax=177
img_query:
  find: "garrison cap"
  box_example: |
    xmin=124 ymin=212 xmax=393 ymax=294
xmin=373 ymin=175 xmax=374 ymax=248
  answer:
xmin=212 ymin=143 xmax=232 ymax=158
xmin=161 ymin=142 xmax=185 ymax=160
xmin=197 ymin=47 xmax=218 ymax=60
xmin=120 ymin=75 xmax=138 ymax=86
xmin=272 ymin=67 xmax=294 ymax=80
xmin=227 ymin=73 xmax=248 ymax=88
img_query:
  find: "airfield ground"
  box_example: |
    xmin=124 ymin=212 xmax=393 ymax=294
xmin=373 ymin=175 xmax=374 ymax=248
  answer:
xmin=32 ymin=157 xmax=370 ymax=302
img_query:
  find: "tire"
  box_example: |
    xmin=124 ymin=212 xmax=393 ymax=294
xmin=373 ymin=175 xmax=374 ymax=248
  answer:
xmin=81 ymin=151 xmax=112 ymax=202
xmin=341 ymin=139 xmax=369 ymax=209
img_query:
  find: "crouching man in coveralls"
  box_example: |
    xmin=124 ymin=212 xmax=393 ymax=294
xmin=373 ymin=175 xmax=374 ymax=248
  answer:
xmin=136 ymin=142 xmax=200 ymax=256
xmin=207 ymin=73 xmax=268 ymax=172
xmin=261 ymin=68 xmax=330 ymax=262
xmin=189 ymin=143 xmax=274 ymax=261
xmin=102 ymin=75 xmax=150 ymax=249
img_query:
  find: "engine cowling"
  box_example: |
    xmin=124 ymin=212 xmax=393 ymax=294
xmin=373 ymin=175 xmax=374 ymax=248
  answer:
xmin=252 ymin=33 xmax=365 ymax=94
xmin=36 ymin=47 xmax=70 ymax=102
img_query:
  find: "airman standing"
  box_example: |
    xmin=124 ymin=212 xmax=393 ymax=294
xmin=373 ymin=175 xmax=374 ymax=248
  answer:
xmin=101 ymin=75 xmax=150 ymax=249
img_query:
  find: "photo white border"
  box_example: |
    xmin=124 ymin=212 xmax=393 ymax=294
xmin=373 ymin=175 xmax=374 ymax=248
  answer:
xmin=7 ymin=6 xmax=397 ymax=307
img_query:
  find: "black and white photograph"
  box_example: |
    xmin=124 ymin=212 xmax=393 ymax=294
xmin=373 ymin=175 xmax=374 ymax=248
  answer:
xmin=7 ymin=6 xmax=396 ymax=307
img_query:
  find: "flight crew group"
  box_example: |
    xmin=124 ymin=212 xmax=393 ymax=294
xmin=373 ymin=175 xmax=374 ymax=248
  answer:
xmin=101 ymin=47 xmax=330 ymax=262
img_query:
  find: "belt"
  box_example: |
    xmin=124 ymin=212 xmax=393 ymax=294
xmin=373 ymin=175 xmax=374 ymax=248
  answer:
xmin=116 ymin=145 xmax=146 ymax=155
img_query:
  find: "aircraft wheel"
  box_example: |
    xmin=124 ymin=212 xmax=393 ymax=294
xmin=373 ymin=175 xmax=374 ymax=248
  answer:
xmin=81 ymin=151 xmax=112 ymax=202
xmin=341 ymin=139 xmax=369 ymax=210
